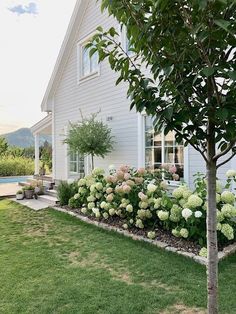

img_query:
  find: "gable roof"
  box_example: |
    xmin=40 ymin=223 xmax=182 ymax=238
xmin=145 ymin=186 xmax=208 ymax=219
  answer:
xmin=41 ymin=0 xmax=88 ymax=112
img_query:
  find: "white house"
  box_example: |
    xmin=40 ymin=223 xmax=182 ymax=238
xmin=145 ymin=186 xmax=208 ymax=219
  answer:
xmin=31 ymin=0 xmax=234 ymax=187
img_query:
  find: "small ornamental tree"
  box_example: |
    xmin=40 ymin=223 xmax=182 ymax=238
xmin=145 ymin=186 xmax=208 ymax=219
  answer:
xmin=64 ymin=113 xmax=115 ymax=170
xmin=88 ymin=1 xmax=236 ymax=313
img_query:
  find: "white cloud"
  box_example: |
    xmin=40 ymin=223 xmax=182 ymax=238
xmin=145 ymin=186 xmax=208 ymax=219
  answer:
xmin=0 ymin=0 xmax=77 ymax=134
xmin=8 ymin=2 xmax=38 ymax=15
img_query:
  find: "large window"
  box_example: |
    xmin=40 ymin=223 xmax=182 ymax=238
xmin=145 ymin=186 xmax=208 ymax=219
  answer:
xmin=144 ymin=116 xmax=184 ymax=180
xmin=69 ymin=151 xmax=85 ymax=176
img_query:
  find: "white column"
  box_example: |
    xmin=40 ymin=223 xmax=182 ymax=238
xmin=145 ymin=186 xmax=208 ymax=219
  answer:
xmin=34 ymin=133 xmax=40 ymax=175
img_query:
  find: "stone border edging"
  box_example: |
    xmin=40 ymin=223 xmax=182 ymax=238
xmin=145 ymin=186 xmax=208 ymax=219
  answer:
xmin=52 ymin=206 xmax=236 ymax=266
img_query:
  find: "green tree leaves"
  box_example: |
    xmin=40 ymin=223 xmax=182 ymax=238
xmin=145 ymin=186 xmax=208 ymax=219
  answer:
xmin=64 ymin=113 xmax=115 ymax=170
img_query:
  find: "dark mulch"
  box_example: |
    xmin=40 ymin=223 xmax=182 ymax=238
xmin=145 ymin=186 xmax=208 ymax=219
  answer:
xmin=57 ymin=205 xmax=232 ymax=256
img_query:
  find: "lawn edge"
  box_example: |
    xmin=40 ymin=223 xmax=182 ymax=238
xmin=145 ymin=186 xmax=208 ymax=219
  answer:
xmin=51 ymin=206 xmax=209 ymax=266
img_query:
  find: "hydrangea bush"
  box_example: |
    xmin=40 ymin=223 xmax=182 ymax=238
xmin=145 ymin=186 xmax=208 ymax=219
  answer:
xmin=69 ymin=166 xmax=236 ymax=247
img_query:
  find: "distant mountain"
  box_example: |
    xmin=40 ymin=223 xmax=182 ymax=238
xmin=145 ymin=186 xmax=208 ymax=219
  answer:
xmin=1 ymin=128 xmax=52 ymax=148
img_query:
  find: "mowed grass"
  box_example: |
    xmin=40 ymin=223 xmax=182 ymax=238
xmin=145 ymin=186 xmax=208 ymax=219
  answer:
xmin=0 ymin=200 xmax=235 ymax=314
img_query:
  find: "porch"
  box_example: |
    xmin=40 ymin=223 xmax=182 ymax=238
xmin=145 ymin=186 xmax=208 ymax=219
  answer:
xmin=30 ymin=114 xmax=53 ymax=180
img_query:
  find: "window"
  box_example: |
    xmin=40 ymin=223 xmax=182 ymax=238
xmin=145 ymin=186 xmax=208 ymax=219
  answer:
xmin=78 ymin=36 xmax=99 ymax=82
xmin=121 ymin=26 xmax=135 ymax=57
xmin=69 ymin=151 xmax=85 ymax=176
xmin=144 ymin=116 xmax=184 ymax=180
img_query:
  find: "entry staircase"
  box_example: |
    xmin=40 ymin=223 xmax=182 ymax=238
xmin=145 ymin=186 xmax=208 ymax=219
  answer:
xmin=19 ymin=176 xmax=59 ymax=206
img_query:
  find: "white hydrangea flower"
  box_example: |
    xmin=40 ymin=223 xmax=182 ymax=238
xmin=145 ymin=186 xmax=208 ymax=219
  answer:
xmin=103 ymin=212 xmax=109 ymax=220
xmin=88 ymin=202 xmax=95 ymax=210
xmin=135 ymin=219 xmax=144 ymax=229
xmin=74 ymin=193 xmax=80 ymax=200
xmin=100 ymin=201 xmax=107 ymax=209
xmin=157 ymin=210 xmax=169 ymax=221
xmin=147 ymin=231 xmax=156 ymax=239
xmin=226 ymin=169 xmax=236 ymax=178
xmin=126 ymin=204 xmax=133 ymax=213
xmin=221 ymin=191 xmax=235 ymax=204
xmin=147 ymin=183 xmax=157 ymax=193
xmin=154 ymin=198 xmax=162 ymax=209
xmin=92 ymin=207 xmax=100 ymax=218
xmin=172 ymin=229 xmax=180 ymax=237
xmin=221 ymin=204 xmax=235 ymax=218
xmin=122 ymin=224 xmax=128 ymax=229
xmin=221 ymin=224 xmax=234 ymax=240
xmin=182 ymin=189 xmax=192 ymax=200
xmin=109 ymin=208 xmax=116 ymax=216
xmin=78 ymin=178 xmax=86 ymax=187
xmin=216 ymin=193 xmax=221 ymax=204
xmin=129 ymin=219 xmax=134 ymax=224
xmin=187 ymin=195 xmax=203 ymax=208
xmin=180 ymin=228 xmax=189 ymax=238
xmin=87 ymin=195 xmax=96 ymax=202
xmin=95 ymin=182 xmax=103 ymax=191
xmin=92 ymin=168 xmax=105 ymax=176
xmin=139 ymin=201 xmax=148 ymax=209
xmin=182 ymin=208 xmax=193 ymax=220
xmin=172 ymin=187 xmax=184 ymax=199
xmin=194 ymin=211 xmax=203 ymax=218
xmin=160 ymin=181 xmax=167 ymax=190
xmin=199 ymin=247 xmax=207 ymax=257
xmin=81 ymin=207 xmax=87 ymax=214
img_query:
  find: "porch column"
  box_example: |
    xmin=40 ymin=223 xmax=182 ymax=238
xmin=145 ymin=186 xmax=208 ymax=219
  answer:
xmin=34 ymin=133 xmax=40 ymax=175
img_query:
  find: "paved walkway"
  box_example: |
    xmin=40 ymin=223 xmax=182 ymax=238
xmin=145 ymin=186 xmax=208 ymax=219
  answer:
xmin=0 ymin=183 xmax=19 ymax=197
xmin=13 ymin=198 xmax=50 ymax=211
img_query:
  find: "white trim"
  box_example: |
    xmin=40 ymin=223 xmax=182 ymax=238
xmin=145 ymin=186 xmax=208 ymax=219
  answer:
xmin=34 ymin=134 xmax=40 ymax=175
xmin=77 ymin=31 xmax=101 ymax=84
xmin=31 ymin=114 xmax=52 ymax=135
xmin=137 ymin=113 xmax=145 ymax=168
xmin=64 ymin=126 xmax=69 ymax=181
xmin=183 ymin=145 xmax=189 ymax=185
xmin=52 ymin=98 xmax=56 ymax=180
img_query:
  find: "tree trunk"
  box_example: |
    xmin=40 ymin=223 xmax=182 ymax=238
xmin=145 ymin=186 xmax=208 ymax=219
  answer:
xmin=207 ymin=121 xmax=218 ymax=314
xmin=91 ymin=154 xmax=94 ymax=171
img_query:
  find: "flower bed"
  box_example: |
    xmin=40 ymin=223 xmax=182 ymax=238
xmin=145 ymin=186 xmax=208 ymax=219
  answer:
xmin=65 ymin=165 xmax=236 ymax=257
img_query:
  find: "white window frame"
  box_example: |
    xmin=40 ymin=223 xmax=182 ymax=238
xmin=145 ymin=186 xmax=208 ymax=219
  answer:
xmin=120 ymin=25 xmax=135 ymax=58
xmin=139 ymin=113 xmax=189 ymax=185
xmin=69 ymin=150 xmax=85 ymax=177
xmin=77 ymin=32 xmax=100 ymax=84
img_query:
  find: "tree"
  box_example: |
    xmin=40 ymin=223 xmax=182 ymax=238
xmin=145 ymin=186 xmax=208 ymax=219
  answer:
xmin=40 ymin=140 xmax=52 ymax=171
xmin=64 ymin=113 xmax=115 ymax=170
xmin=88 ymin=1 xmax=236 ymax=313
xmin=0 ymin=137 xmax=8 ymax=156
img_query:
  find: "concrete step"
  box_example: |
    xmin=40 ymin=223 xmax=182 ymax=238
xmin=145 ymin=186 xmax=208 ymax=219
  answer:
xmin=37 ymin=194 xmax=59 ymax=206
xmin=45 ymin=189 xmax=58 ymax=197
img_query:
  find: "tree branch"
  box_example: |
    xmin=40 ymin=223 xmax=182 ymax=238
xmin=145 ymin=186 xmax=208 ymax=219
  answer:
xmin=217 ymin=151 xmax=236 ymax=169
xmin=213 ymin=140 xmax=236 ymax=161
xmin=173 ymin=128 xmax=208 ymax=163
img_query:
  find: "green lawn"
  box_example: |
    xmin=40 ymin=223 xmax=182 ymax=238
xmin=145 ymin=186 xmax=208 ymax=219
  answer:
xmin=0 ymin=200 xmax=235 ymax=314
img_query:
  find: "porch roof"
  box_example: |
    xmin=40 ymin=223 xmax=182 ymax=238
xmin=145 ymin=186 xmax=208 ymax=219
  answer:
xmin=31 ymin=114 xmax=52 ymax=135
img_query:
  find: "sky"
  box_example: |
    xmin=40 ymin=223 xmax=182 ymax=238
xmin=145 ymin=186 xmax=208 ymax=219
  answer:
xmin=0 ymin=0 xmax=77 ymax=134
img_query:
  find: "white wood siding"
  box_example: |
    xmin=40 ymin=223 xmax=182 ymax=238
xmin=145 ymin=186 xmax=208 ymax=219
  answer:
xmin=53 ymin=0 xmax=138 ymax=180
xmin=52 ymin=0 xmax=232 ymax=185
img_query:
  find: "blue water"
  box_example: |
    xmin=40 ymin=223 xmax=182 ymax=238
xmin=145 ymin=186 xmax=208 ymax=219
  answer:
xmin=0 ymin=176 xmax=32 ymax=184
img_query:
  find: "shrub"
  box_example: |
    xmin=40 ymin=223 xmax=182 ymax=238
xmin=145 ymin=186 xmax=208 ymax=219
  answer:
xmin=68 ymin=197 xmax=82 ymax=209
xmin=0 ymin=157 xmax=34 ymax=176
xmin=22 ymin=185 xmax=34 ymax=191
xmin=72 ymin=166 xmax=236 ymax=247
xmin=57 ymin=180 xmax=78 ymax=206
